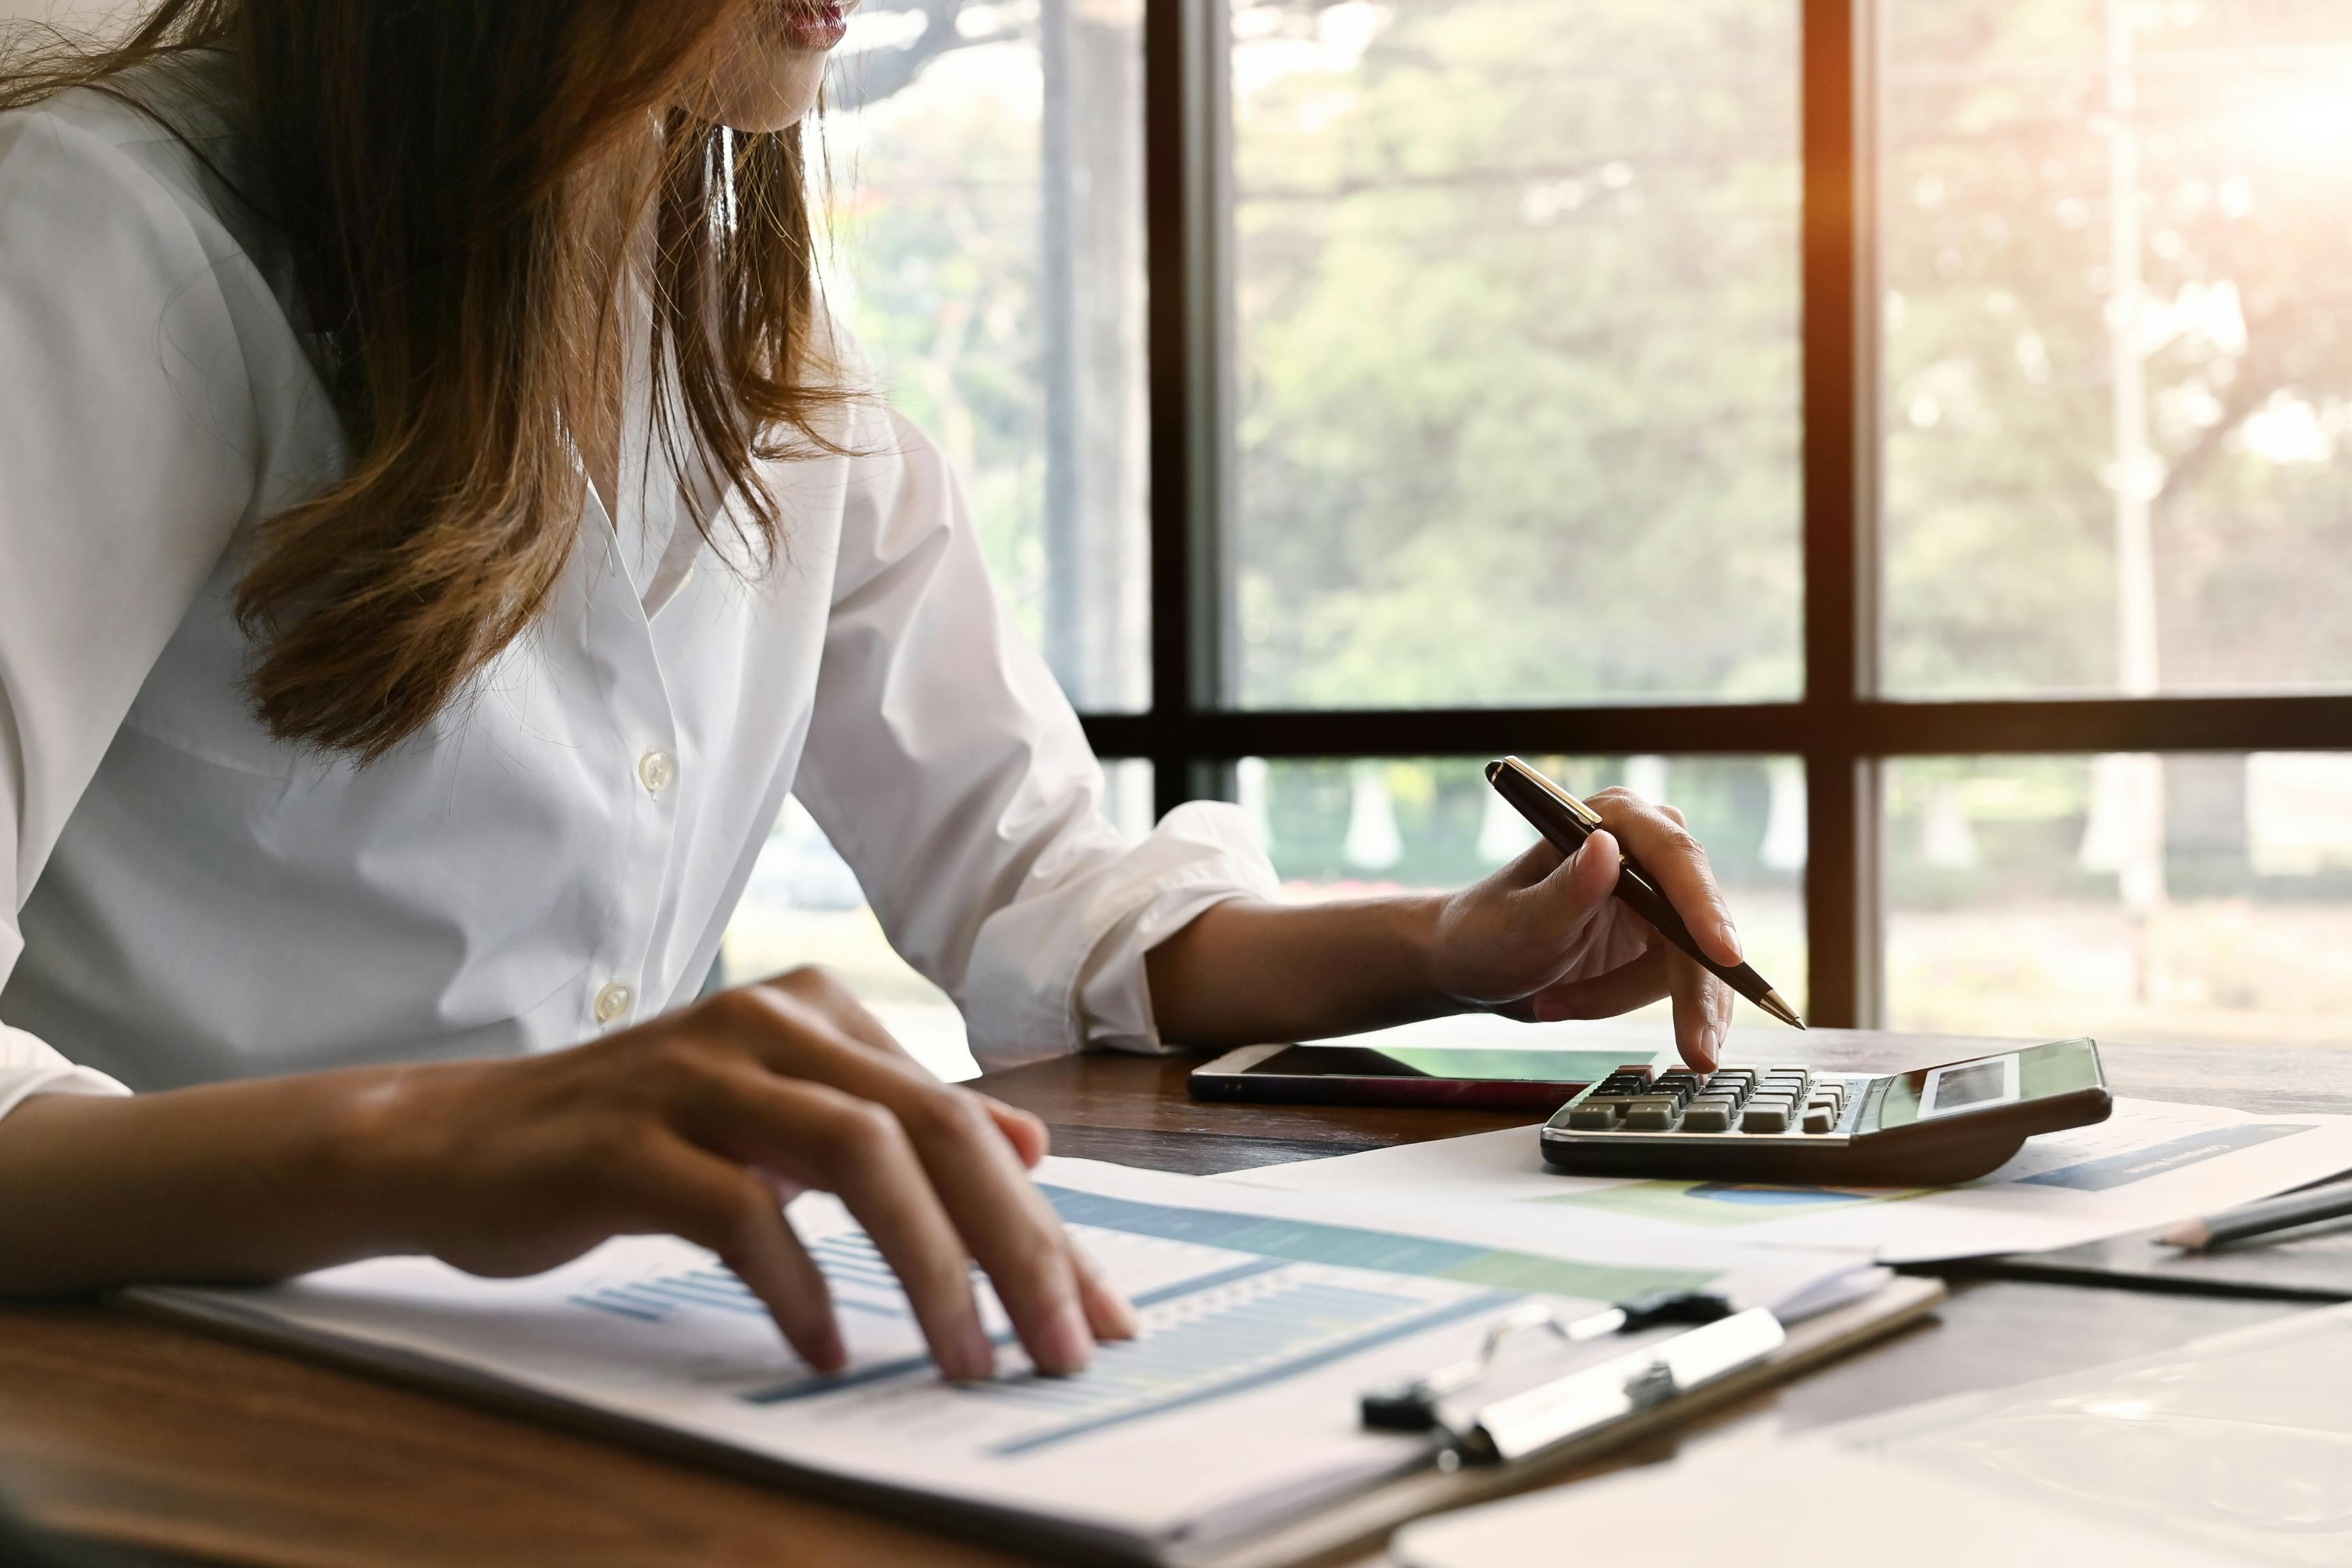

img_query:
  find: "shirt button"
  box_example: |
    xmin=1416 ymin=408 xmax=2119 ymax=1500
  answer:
xmin=593 ymin=981 xmax=634 ymax=1024
xmin=637 ymin=750 xmax=676 ymax=796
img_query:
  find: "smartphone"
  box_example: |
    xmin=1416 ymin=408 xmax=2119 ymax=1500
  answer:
xmin=1188 ymin=1043 xmax=1642 ymax=1111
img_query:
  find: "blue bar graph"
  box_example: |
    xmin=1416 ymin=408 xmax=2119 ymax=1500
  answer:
xmin=579 ymin=1183 xmax=1711 ymax=1454
xmin=572 ymin=1232 xmax=919 ymax=1324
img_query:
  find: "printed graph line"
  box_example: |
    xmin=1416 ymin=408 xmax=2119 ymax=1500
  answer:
xmin=1034 ymin=1186 xmax=1712 ymax=1300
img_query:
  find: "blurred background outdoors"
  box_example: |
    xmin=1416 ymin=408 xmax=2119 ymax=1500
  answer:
xmin=6 ymin=0 xmax=2348 ymax=1071
xmin=749 ymin=0 xmax=2352 ymax=1068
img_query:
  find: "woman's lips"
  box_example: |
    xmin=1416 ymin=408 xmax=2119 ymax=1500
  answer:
xmin=782 ymin=0 xmax=849 ymax=50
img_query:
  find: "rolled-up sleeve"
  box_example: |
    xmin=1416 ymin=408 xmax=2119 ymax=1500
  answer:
xmin=0 ymin=1022 xmax=127 ymax=1122
xmin=796 ymin=408 xmax=1276 ymax=1071
xmin=0 ymin=101 xmax=265 ymax=1123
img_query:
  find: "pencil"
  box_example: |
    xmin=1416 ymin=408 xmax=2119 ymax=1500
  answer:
xmin=2157 ymin=1180 xmax=2352 ymax=1250
xmin=1485 ymin=757 xmax=1805 ymax=1030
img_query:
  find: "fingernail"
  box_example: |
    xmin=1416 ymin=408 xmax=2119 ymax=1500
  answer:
xmin=1719 ymin=919 xmax=1743 ymax=962
xmin=1039 ymin=1298 xmax=1094 ymax=1377
xmin=1700 ymin=1024 xmax=1721 ymax=1069
xmin=806 ymin=1324 xmax=847 ymax=1373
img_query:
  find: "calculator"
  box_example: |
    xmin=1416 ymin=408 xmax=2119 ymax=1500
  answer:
xmin=1539 ymin=1039 xmax=2112 ymax=1186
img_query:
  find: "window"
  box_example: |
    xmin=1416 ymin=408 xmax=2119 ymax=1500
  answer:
xmin=1886 ymin=754 xmax=2352 ymax=1048
xmin=823 ymin=0 xmax=1151 ymax=713
xmin=1882 ymin=1 xmax=2352 ymax=699
xmin=1228 ymin=1 xmax=1802 ymax=710
xmin=731 ymin=0 xmax=2352 ymax=1050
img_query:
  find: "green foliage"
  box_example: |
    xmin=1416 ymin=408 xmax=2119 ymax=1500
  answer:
xmin=1231 ymin=0 xmax=1802 ymax=708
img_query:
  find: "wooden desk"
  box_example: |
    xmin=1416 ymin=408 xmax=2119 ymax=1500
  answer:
xmin=4 ymin=1029 xmax=2344 ymax=1567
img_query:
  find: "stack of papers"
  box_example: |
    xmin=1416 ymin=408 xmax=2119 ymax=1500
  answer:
xmin=132 ymin=1159 xmax=1879 ymax=1562
xmin=1214 ymin=1098 xmax=2352 ymax=1264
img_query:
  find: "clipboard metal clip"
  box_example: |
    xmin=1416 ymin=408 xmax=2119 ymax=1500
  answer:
xmin=1360 ymin=1291 xmax=1784 ymax=1467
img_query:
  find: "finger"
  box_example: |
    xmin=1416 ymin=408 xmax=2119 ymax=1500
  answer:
xmin=1501 ymin=829 xmax=1622 ymax=983
xmin=1494 ymin=834 xmax=1569 ymax=893
xmin=1665 ymin=948 xmax=1729 ymax=1072
xmin=1524 ymin=827 xmax=1621 ymax=926
xmin=623 ymin=1133 xmax=847 ymax=1371
xmin=888 ymin=1088 xmax=1102 ymax=1376
xmin=687 ymin=1071 xmax=998 ymax=1382
xmin=740 ymin=984 xmax=1047 ymax=1165
xmin=981 ymin=1096 xmax=1051 ymax=1168
xmin=760 ymin=968 xmax=920 ymax=1069
xmin=784 ymin=983 xmax=1052 ymax=1166
xmin=710 ymin=995 xmax=1110 ymax=1375
xmin=1527 ymin=943 xmax=1672 ymax=1021
xmin=1069 ymin=1237 xmax=1139 ymax=1341
xmin=1586 ymin=789 xmax=1742 ymax=968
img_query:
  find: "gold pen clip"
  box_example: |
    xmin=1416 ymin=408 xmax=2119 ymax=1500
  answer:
xmin=1496 ymin=756 xmax=1605 ymax=829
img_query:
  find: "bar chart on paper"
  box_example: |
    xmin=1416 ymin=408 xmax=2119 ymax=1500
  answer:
xmin=125 ymin=1160 xmax=1874 ymax=1554
xmin=572 ymin=1182 xmax=1718 ymax=1456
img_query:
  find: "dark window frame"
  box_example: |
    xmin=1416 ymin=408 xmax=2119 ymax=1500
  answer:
xmin=1080 ymin=0 xmax=2352 ymax=1029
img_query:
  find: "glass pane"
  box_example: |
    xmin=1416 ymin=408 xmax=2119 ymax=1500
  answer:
xmin=827 ymin=0 xmax=1150 ymax=712
xmin=1884 ymin=755 xmax=2352 ymax=1047
xmin=720 ymin=762 xmax=1156 ymax=1079
xmin=1227 ymin=1 xmax=1803 ymax=710
xmin=1250 ymin=755 xmax=1808 ymax=1022
xmin=1882 ymin=3 xmax=2352 ymax=696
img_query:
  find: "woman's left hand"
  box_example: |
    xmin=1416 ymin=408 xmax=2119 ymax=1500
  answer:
xmin=1424 ymin=787 xmax=1744 ymax=1071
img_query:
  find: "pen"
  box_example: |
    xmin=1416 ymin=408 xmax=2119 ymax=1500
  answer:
xmin=1484 ymin=756 xmax=1804 ymax=1031
xmin=2157 ymin=1179 xmax=2352 ymax=1250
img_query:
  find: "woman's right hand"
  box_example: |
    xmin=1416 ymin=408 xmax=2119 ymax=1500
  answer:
xmin=335 ymin=976 xmax=1137 ymax=1379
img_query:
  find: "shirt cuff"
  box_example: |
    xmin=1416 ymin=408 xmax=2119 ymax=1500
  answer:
xmin=0 ymin=1024 xmax=132 ymax=1125
xmin=960 ymin=800 xmax=1279 ymax=1071
xmin=1074 ymin=806 xmax=1281 ymax=1056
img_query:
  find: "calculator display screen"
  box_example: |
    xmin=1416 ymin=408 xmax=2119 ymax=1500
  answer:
xmin=1869 ymin=1039 xmax=2103 ymax=1130
xmin=1241 ymin=1045 xmax=1631 ymax=1083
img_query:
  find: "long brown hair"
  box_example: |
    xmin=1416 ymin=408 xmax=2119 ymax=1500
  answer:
xmin=1 ymin=1 xmax=851 ymax=760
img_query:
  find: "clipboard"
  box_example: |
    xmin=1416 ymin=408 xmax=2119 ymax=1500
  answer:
xmin=1168 ymin=1272 xmax=1946 ymax=1568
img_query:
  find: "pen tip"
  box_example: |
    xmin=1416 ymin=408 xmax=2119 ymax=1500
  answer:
xmin=1757 ymin=990 xmax=1805 ymax=1030
xmin=2159 ymin=1221 xmax=2209 ymax=1250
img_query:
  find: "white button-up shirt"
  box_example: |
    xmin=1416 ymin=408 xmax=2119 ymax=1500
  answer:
xmin=0 ymin=69 xmax=1275 ymax=1125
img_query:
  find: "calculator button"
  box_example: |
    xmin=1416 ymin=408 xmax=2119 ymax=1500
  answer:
xmin=1801 ymin=1106 xmax=1838 ymax=1134
xmin=1608 ymin=1064 xmax=1657 ymax=1085
xmin=1623 ymin=1097 xmax=1681 ymax=1130
xmin=1680 ymin=1100 xmax=1735 ymax=1132
xmin=1742 ymin=1104 xmax=1793 ymax=1134
xmin=1569 ymin=1100 xmax=1627 ymax=1130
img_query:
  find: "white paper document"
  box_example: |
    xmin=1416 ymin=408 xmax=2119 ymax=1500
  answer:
xmin=129 ymin=1158 xmax=1869 ymax=1561
xmin=1213 ymin=1099 xmax=2352 ymax=1264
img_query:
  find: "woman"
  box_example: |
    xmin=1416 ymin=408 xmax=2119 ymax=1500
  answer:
xmin=0 ymin=0 xmax=1746 ymax=1383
